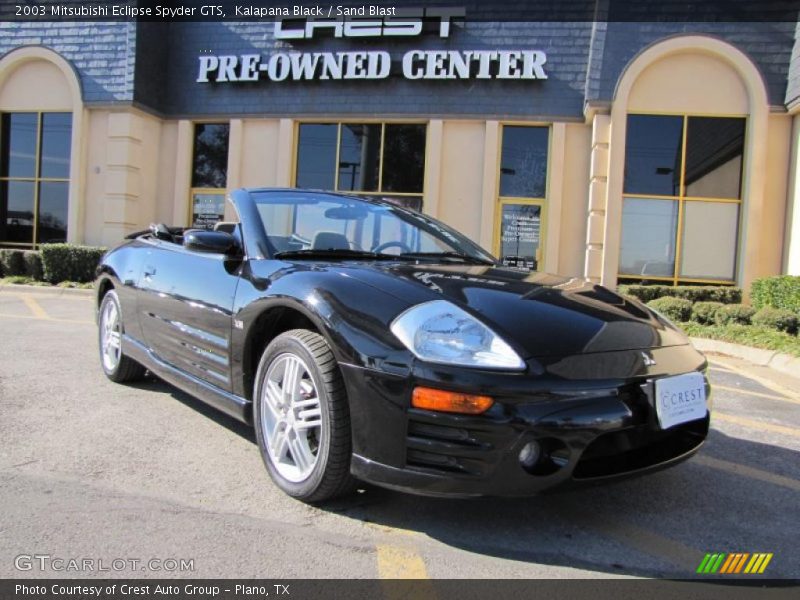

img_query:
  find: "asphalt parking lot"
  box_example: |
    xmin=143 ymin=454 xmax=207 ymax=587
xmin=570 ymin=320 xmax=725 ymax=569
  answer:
xmin=0 ymin=288 xmax=798 ymax=580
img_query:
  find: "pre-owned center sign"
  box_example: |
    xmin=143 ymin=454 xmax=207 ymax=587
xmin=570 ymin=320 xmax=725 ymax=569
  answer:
xmin=197 ymin=50 xmax=547 ymax=82
xmin=196 ymin=12 xmax=548 ymax=83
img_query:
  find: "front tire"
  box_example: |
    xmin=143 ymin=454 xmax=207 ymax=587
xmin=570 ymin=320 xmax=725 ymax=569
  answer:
xmin=253 ymin=329 xmax=355 ymax=503
xmin=98 ymin=290 xmax=146 ymax=383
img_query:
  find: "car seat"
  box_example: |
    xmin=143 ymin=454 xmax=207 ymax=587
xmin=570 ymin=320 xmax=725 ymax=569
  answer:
xmin=311 ymin=231 xmax=350 ymax=250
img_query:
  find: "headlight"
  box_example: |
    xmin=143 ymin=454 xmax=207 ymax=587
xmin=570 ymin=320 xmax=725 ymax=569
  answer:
xmin=390 ymin=300 xmax=525 ymax=370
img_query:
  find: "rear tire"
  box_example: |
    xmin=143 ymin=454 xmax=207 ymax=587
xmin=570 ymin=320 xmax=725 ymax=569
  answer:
xmin=253 ymin=329 xmax=356 ymax=503
xmin=98 ymin=290 xmax=146 ymax=383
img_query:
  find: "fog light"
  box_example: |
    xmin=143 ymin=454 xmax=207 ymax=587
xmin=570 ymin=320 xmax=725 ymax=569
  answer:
xmin=518 ymin=441 xmax=541 ymax=468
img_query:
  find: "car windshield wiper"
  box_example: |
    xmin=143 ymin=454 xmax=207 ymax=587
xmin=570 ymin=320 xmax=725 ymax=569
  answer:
xmin=273 ymin=249 xmax=416 ymax=261
xmin=398 ymin=251 xmax=496 ymax=265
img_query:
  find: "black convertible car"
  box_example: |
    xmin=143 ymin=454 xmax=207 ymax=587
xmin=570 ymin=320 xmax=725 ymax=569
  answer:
xmin=96 ymin=188 xmax=710 ymax=502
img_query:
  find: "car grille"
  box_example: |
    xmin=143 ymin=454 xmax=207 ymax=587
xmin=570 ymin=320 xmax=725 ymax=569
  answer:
xmin=405 ymin=412 xmax=512 ymax=477
xmin=572 ymin=419 xmax=708 ymax=479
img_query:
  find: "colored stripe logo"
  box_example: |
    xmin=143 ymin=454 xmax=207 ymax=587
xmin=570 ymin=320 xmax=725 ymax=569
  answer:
xmin=696 ymin=552 xmax=773 ymax=574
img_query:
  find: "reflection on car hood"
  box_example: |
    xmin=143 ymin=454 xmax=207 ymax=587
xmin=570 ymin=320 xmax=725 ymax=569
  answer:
xmin=339 ymin=263 xmax=688 ymax=358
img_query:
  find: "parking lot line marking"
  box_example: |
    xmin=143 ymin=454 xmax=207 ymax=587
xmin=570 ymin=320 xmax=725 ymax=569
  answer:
xmin=20 ymin=294 xmax=49 ymax=319
xmin=694 ymin=455 xmax=800 ymax=492
xmin=708 ymin=358 xmax=800 ymax=402
xmin=581 ymin=518 xmax=703 ymax=571
xmin=0 ymin=312 xmax=92 ymax=325
xmin=376 ymin=543 xmax=429 ymax=579
xmin=712 ymin=384 xmax=799 ymax=404
xmin=713 ymin=412 xmax=800 ymax=438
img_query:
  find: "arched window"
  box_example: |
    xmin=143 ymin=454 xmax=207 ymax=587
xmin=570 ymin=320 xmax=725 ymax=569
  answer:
xmin=604 ymin=36 xmax=769 ymax=288
xmin=0 ymin=48 xmax=81 ymax=248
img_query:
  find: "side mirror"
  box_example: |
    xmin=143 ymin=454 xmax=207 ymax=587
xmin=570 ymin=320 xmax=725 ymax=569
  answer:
xmin=184 ymin=229 xmax=239 ymax=255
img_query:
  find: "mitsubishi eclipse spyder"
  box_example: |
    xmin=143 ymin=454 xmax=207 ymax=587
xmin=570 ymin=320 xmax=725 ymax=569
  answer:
xmin=95 ymin=188 xmax=710 ymax=502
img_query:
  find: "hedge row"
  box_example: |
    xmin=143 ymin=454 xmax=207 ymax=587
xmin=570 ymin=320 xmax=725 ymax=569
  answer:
xmin=0 ymin=249 xmax=42 ymax=279
xmin=715 ymin=304 xmax=756 ymax=326
xmin=646 ymin=297 xmax=692 ymax=322
xmin=39 ymin=244 xmax=107 ymax=283
xmin=646 ymin=297 xmax=798 ymax=335
xmin=691 ymin=301 xmax=724 ymax=325
xmin=619 ymin=284 xmax=742 ymax=304
xmin=752 ymin=307 xmax=799 ymax=335
xmin=751 ymin=276 xmax=800 ymax=315
xmin=1 ymin=245 xmax=106 ymax=284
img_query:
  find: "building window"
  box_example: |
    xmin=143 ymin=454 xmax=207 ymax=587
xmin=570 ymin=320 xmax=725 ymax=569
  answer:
xmin=190 ymin=123 xmax=229 ymax=229
xmin=495 ymin=125 xmax=549 ymax=271
xmin=294 ymin=122 xmax=427 ymax=211
xmin=620 ymin=114 xmax=745 ymax=285
xmin=0 ymin=112 xmax=72 ymax=247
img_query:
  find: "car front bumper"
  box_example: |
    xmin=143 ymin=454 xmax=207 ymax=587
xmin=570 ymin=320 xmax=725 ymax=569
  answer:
xmin=340 ymin=344 xmax=710 ymax=497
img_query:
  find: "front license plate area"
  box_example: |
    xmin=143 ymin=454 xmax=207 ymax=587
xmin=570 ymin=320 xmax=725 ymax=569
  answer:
xmin=654 ymin=372 xmax=707 ymax=429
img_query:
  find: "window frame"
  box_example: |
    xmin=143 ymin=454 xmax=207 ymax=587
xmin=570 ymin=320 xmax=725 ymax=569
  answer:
xmin=493 ymin=122 xmax=552 ymax=270
xmin=620 ymin=111 xmax=747 ymax=286
xmin=187 ymin=121 xmax=230 ymax=228
xmin=292 ymin=119 xmax=428 ymax=205
xmin=0 ymin=110 xmax=72 ymax=248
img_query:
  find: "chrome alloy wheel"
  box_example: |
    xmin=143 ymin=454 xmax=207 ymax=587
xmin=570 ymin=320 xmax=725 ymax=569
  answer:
xmin=100 ymin=297 xmax=122 ymax=372
xmin=260 ymin=353 xmax=323 ymax=483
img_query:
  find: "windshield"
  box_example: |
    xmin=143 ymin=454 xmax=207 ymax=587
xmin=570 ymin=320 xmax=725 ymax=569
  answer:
xmin=251 ymin=191 xmax=496 ymax=263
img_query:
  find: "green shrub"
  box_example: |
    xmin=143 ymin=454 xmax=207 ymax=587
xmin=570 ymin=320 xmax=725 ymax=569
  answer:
xmin=646 ymin=297 xmax=693 ymax=322
xmin=39 ymin=244 xmax=107 ymax=284
xmin=751 ymin=276 xmax=800 ymax=315
xmin=682 ymin=322 xmax=800 ymax=357
xmin=56 ymin=281 xmax=94 ymax=289
xmin=715 ymin=303 xmax=756 ymax=326
xmin=2 ymin=275 xmax=35 ymax=285
xmin=752 ymin=307 xmax=799 ymax=335
xmin=619 ymin=284 xmax=741 ymax=304
xmin=618 ymin=285 xmax=671 ymax=303
xmin=691 ymin=301 xmax=724 ymax=325
xmin=0 ymin=249 xmax=26 ymax=277
xmin=674 ymin=286 xmax=741 ymax=304
xmin=22 ymin=251 xmax=43 ymax=280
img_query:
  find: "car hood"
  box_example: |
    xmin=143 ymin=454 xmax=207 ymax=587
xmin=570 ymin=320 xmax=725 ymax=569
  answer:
xmin=339 ymin=263 xmax=689 ymax=358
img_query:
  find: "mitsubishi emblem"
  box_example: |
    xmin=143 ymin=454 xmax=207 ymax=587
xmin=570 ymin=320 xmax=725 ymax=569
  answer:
xmin=641 ymin=352 xmax=657 ymax=366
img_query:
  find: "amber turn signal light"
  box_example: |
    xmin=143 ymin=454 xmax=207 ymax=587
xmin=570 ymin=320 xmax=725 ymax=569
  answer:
xmin=411 ymin=387 xmax=494 ymax=415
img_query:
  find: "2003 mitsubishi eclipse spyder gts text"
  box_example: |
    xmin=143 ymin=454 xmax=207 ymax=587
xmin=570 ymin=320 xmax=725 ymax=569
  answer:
xmin=95 ymin=188 xmax=710 ymax=502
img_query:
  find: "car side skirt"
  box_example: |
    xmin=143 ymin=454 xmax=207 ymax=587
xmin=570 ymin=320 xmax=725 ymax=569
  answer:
xmin=123 ymin=334 xmax=252 ymax=424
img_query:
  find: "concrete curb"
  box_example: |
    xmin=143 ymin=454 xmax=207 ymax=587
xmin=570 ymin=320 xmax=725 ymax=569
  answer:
xmin=0 ymin=283 xmax=94 ymax=297
xmin=690 ymin=336 xmax=800 ymax=379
